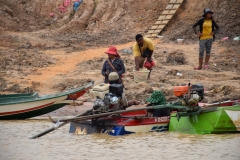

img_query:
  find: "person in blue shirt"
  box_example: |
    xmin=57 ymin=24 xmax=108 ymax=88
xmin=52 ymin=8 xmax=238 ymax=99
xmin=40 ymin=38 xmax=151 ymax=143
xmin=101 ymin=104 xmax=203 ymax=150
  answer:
xmin=73 ymin=0 xmax=83 ymax=12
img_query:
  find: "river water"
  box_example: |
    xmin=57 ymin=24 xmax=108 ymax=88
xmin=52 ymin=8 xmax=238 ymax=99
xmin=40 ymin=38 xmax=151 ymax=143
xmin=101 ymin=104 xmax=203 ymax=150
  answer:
xmin=0 ymin=120 xmax=240 ymax=160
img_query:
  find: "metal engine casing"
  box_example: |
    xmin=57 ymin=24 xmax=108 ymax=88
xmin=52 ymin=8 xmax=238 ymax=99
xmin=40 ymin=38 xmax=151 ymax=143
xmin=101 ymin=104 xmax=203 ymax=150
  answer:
xmin=179 ymin=84 xmax=205 ymax=107
xmin=92 ymin=84 xmax=124 ymax=114
xmin=92 ymin=93 xmax=120 ymax=113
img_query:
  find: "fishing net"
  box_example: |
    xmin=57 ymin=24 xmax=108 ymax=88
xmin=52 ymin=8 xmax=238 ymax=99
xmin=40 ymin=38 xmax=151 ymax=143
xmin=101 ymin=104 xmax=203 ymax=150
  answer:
xmin=146 ymin=90 xmax=166 ymax=105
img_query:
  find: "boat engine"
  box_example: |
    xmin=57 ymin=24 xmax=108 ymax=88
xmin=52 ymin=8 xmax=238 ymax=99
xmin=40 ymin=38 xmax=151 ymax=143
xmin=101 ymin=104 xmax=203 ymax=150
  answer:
xmin=90 ymin=83 xmax=127 ymax=114
xmin=173 ymin=83 xmax=204 ymax=108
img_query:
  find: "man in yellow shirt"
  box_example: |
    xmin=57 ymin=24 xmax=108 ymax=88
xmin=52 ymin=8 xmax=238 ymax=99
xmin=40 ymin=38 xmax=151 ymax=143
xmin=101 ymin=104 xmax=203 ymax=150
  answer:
xmin=192 ymin=8 xmax=219 ymax=70
xmin=133 ymin=34 xmax=154 ymax=71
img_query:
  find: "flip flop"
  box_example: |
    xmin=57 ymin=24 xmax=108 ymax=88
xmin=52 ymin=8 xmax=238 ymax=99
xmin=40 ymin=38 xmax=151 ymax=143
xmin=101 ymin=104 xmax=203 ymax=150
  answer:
xmin=194 ymin=66 xmax=202 ymax=70
xmin=204 ymin=65 xmax=209 ymax=69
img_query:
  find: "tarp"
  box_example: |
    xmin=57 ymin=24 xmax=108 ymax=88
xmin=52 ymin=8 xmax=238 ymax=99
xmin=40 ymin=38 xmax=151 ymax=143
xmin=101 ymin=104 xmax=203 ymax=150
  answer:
xmin=63 ymin=0 xmax=71 ymax=7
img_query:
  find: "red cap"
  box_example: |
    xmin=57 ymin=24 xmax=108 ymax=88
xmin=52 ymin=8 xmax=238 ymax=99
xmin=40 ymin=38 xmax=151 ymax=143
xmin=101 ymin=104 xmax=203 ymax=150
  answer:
xmin=105 ymin=46 xmax=120 ymax=57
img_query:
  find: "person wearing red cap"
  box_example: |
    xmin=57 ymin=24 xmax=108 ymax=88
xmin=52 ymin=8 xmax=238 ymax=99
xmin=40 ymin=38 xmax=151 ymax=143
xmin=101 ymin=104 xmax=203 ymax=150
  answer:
xmin=101 ymin=46 xmax=125 ymax=83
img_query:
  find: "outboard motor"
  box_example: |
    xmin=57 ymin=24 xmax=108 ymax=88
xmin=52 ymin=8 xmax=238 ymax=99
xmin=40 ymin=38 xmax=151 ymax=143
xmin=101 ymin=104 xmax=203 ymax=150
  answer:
xmin=90 ymin=72 xmax=127 ymax=114
xmin=173 ymin=83 xmax=204 ymax=108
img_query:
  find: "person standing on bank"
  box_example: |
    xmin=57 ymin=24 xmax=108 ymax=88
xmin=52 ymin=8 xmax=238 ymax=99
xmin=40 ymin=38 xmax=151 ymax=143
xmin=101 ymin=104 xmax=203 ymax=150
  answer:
xmin=192 ymin=8 xmax=219 ymax=70
xmin=101 ymin=46 xmax=125 ymax=84
xmin=133 ymin=34 xmax=154 ymax=78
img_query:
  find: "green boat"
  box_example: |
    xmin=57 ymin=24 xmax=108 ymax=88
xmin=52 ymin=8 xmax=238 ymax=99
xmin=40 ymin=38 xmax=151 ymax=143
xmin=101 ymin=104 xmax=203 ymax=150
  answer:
xmin=169 ymin=105 xmax=240 ymax=134
xmin=0 ymin=82 xmax=94 ymax=120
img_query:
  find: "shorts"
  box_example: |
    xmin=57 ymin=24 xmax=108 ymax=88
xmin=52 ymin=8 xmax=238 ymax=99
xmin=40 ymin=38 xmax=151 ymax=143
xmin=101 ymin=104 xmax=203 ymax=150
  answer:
xmin=199 ymin=38 xmax=213 ymax=58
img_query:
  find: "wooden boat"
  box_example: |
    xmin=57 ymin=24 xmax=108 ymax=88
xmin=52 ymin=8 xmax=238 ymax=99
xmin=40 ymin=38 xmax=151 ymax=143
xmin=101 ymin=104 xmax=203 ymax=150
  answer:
xmin=69 ymin=101 xmax=240 ymax=136
xmin=0 ymin=82 xmax=93 ymax=120
xmin=30 ymin=82 xmax=240 ymax=138
xmin=30 ymin=100 xmax=240 ymax=139
xmin=69 ymin=110 xmax=170 ymax=136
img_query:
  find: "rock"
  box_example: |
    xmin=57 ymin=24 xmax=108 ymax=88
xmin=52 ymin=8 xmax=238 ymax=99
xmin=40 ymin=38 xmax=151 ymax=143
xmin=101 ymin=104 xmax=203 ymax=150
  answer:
xmin=70 ymin=101 xmax=84 ymax=106
xmin=3 ymin=6 xmax=13 ymax=17
xmin=145 ymin=87 xmax=153 ymax=93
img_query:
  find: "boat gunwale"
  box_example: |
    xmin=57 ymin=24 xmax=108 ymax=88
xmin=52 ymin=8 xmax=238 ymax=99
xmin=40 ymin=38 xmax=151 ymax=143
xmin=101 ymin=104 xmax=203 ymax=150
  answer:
xmin=0 ymin=83 xmax=92 ymax=106
xmin=0 ymin=92 xmax=37 ymax=98
xmin=0 ymin=92 xmax=39 ymax=101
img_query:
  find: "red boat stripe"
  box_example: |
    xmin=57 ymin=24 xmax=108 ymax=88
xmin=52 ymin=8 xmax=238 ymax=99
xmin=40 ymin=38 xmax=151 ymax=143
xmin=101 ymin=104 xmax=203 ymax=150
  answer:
xmin=0 ymin=102 xmax=55 ymax=116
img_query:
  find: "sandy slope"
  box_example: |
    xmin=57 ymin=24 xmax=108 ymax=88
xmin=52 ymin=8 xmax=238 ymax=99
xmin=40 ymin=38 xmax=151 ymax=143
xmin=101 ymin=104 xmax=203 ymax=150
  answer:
xmin=0 ymin=0 xmax=240 ymax=106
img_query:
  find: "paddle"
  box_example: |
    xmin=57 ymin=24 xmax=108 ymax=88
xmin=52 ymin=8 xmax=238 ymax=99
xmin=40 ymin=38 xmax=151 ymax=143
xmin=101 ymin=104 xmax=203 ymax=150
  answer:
xmin=29 ymin=109 xmax=92 ymax=139
xmin=58 ymin=104 xmax=185 ymax=123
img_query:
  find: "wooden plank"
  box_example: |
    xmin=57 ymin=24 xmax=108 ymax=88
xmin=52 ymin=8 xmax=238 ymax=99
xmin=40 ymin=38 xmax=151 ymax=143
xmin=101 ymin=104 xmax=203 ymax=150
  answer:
xmin=162 ymin=10 xmax=170 ymax=14
xmin=177 ymin=0 xmax=184 ymax=3
xmin=157 ymin=25 xmax=165 ymax=29
xmin=146 ymin=0 xmax=184 ymax=39
xmin=150 ymin=34 xmax=158 ymax=37
xmin=158 ymin=15 xmax=166 ymax=20
xmin=150 ymin=25 xmax=158 ymax=30
xmin=173 ymin=4 xmax=180 ymax=9
xmin=155 ymin=20 xmax=163 ymax=25
xmin=147 ymin=30 xmax=155 ymax=34
xmin=162 ymin=20 xmax=169 ymax=24
xmin=154 ymin=29 xmax=162 ymax=33
xmin=165 ymin=15 xmax=173 ymax=20
xmin=161 ymin=13 xmax=175 ymax=15
xmin=145 ymin=34 xmax=152 ymax=38
xmin=166 ymin=4 xmax=173 ymax=9
xmin=169 ymin=10 xmax=177 ymax=14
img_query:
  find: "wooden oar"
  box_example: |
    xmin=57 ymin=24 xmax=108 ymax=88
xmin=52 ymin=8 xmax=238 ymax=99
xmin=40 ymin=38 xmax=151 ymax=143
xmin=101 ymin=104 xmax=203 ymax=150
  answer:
xmin=59 ymin=104 xmax=185 ymax=122
xmin=29 ymin=109 xmax=92 ymax=139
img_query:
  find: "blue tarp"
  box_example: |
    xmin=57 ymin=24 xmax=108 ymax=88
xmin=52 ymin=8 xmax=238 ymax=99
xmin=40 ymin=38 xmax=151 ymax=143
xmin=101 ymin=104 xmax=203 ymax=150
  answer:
xmin=73 ymin=0 xmax=83 ymax=12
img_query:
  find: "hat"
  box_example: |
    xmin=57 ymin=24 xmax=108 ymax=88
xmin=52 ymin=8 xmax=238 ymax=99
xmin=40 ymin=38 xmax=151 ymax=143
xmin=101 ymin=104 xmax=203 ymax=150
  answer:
xmin=108 ymin=72 xmax=119 ymax=81
xmin=202 ymin=8 xmax=213 ymax=17
xmin=105 ymin=46 xmax=120 ymax=57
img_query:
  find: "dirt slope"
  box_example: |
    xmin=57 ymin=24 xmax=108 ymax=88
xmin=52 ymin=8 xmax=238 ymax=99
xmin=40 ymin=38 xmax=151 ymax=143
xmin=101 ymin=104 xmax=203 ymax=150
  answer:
xmin=0 ymin=0 xmax=240 ymax=104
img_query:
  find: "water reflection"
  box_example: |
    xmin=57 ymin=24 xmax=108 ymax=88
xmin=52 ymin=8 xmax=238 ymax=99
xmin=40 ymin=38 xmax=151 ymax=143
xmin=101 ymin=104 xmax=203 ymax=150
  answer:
xmin=0 ymin=120 xmax=240 ymax=160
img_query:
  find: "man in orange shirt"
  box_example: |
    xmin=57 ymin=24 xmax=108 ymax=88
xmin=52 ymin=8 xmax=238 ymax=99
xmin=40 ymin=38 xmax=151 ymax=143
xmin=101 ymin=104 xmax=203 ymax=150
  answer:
xmin=192 ymin=8 xmax=219 ymax=70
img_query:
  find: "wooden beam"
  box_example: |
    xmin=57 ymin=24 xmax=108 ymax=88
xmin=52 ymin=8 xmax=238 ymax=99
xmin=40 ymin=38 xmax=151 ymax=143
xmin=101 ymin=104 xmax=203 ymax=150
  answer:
xmin=173 ymin=4 xmax=180 ymax=9
xmin=169 ymin=10 xmax=177 ymax=14
xmin=147 ymin=30 xmax=155 ymax=34
xmin=150 ymin=25 xmax=159 ymax=30
xmin=161 ymin=13 xmax=175 ymax=15
xmin=165 ymin=15 xmax=173 ymax=20
xmin=166 ymin=4 xmax=173 ymax=9
xmin=162 ymin=10 xmax=170 ymax=14
xmin=155 ymin=21 xmax=163 ymax=25
xmin=148 ymin=34 xmax=158 ymax=38
xmin=158 ymin=15 xmax=166 ymax=20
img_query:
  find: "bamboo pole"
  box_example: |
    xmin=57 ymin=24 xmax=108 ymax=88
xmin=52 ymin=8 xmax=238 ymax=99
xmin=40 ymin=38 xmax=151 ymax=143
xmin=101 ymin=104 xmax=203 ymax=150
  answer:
xmin=59 ymin=104 xmax=185 ymax=122
xmin=29 ymin=109 xmax=92 ymax=139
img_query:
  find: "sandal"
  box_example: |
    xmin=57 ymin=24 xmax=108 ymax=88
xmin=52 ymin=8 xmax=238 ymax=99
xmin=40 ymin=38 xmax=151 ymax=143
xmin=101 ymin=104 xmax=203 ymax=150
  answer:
xmin=204 ymin=65 xmax=209 ymax=69
xmin=194 ymin=66 xmax=202 ymax=70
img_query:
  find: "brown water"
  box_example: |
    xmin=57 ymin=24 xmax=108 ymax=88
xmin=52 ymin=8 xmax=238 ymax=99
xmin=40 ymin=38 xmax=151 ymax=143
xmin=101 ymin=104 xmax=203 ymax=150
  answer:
xmin=0 ymin=120 xmax=240 ymax=160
